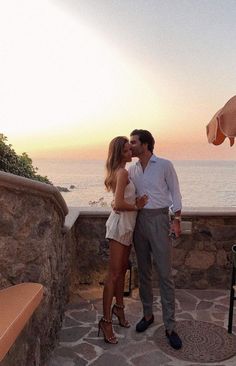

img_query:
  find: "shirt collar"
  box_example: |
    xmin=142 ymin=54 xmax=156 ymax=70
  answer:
xmin=136 ymin=154 xmax=158 ymax=166
xmin=150 ymin=154 xmax=158 ymax=162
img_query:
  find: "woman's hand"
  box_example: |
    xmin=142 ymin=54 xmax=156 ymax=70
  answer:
xmin=136 ymin=194 xmax=148 ymax=209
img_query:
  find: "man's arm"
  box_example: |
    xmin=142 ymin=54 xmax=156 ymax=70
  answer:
xmin=165 ymin=161 xmax=182 ymax=237
xmin=165 ymin=161 xmax=182 ymax=213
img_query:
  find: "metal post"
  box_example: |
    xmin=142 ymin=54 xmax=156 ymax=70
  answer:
xmin=228 ymin=244 xmax=236 ymax=333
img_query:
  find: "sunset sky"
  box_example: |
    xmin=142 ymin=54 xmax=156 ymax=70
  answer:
xmin=1 ymin=0 xmax=236 ymax=160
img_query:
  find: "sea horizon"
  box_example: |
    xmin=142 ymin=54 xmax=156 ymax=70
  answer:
xmin=33 ymin=158 xmax=236 ymax=209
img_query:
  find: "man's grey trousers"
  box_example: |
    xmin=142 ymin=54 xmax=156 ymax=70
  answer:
xmin=134 ymin=208 xmax=175 ymax=333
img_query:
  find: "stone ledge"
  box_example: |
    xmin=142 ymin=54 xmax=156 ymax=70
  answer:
xmin=76 ymin=206 xmax=236 ymax=217
xmin=0 ymin=171 xmax=68 ymax=219
xmin=64 ymin=207 xmax=80 ymax=230
xmin=183 ymin=206 xmax=236 ymax=216
xmin=77 ymin=207 xmax=110 ymax=217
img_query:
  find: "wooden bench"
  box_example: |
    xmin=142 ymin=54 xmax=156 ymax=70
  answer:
xmin=0 ymin=283 xmax=44 ymax=361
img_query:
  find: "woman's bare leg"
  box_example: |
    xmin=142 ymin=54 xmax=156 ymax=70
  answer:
xmin=114 ymin=245 xmax=131 ymax=305
xmin=102 ymin=240 xmax=127 ymax=338
xmin=111 ymin=245 xmax=131 ymax=326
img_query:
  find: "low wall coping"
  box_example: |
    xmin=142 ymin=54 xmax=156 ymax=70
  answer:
xmin=64 ymin=207 xmax=80 ymax=230
xmin=70 ymin=206 xmax=236 ymax=217
xmin=0 ymin=171 xmax=68 ymax=219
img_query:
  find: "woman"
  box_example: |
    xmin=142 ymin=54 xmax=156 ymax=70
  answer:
xmin=98 ymin=136 xmax=148 ymax=344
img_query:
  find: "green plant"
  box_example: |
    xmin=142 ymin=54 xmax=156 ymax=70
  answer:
xmin=0 ymin=134 xmax=51 ymax=184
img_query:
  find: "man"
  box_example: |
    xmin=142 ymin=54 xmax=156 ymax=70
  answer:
xmin=129 ymin=129 xmax=182 ymax=350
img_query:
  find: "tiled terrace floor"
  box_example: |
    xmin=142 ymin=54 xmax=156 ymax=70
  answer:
xmin=47 ymin=287 xmax=236 ymax=366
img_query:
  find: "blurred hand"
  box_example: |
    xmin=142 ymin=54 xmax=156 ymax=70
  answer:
xmin=136 ymin=194 xmax=148 ymax=209
xmin=111 ymin=200 xmax=119 ymax=213
xmin=170 ymin=220 xmax=181 ymax=238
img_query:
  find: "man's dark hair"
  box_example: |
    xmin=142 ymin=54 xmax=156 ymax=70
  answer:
xmin=130 ymin=129 xmax=155 ymax=153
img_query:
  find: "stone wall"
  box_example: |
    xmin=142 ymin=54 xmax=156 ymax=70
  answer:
xmin=0 ymin=171 xmax=73 ymax=366
xmin=170 ymin=211 xmax=236 ymax=289
xmin=73 ymin=212 xmax=108 ymax=287
xmin=72 ymin=208 xmax=236 ymax=291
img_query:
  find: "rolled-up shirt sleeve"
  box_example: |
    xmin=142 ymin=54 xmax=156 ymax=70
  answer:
xmin=165 ymin=161 xmax=182 ymax=213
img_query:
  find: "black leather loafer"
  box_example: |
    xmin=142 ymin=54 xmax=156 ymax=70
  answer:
xmin=136 ymin=315 xmax=154 ymax=332
xmin=166 ymin=330 xmax=182 ymax=349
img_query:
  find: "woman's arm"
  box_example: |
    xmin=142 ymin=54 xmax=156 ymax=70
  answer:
xmin=114 ymin=169 xmax=137 ymax=211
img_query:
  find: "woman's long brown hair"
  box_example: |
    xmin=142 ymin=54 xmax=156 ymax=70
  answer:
xmin=104 ymin=136 xmax=128 ymax=192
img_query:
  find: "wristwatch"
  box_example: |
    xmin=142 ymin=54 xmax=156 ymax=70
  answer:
xmin=174 ymin=216 xmax=181 ymax=222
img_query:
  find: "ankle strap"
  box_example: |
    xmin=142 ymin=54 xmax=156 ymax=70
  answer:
xmin=114 ymin=303 xmax=125 ymax=309
xmin=101 ymin=317 xmax=112 ymax=324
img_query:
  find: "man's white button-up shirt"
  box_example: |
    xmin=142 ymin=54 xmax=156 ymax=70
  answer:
xmin=128 ymin=154 xmax=182 ymax=213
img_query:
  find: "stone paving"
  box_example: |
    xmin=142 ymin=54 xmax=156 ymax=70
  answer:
xmin=46 ymin=287 xmax=236 ymax=366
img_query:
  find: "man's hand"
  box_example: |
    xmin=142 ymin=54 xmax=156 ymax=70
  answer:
xmin=136 ymin=194 xmax=148 ymax=209
xmin=170 ymin=219 xmax=181 ymax=238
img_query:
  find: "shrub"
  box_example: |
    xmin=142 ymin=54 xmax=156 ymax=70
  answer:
xmin=0 ymin=134 xmax=51 ymax=184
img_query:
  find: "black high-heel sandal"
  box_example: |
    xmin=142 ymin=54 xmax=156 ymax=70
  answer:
xmin=112 ymin=303 xmax=130 ymax=328
xmin=98 ymin=317 xmax=118 ymax=344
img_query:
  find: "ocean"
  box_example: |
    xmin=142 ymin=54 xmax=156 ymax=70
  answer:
xmin=33 ymin=159 xmax=236 ymax=209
